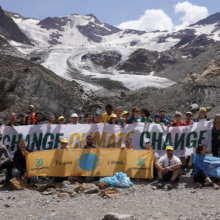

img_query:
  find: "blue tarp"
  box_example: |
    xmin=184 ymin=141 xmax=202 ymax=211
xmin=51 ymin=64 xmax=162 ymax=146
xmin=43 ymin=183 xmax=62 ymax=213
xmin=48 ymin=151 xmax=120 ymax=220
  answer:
xmin=193 ymin=153 xmax=220 ymax=177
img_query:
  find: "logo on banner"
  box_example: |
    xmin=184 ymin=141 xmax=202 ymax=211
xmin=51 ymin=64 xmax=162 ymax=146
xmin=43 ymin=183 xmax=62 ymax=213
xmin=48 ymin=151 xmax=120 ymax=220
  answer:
xmin=78 ymin=153 xmax=99 ymax=172
xmin=137 ymin=158 xmax=145 ymax=167
xmin=36 ymin=159 xmax=44 ymax=167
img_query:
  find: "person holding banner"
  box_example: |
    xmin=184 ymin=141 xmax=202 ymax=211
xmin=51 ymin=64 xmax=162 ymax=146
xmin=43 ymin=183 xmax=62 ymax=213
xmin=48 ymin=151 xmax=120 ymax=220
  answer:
xmin=54 ymin=138 xmax=69 ymax=183
xmin=7 ymin=113 xmax=20 ymax=126
xmin=122 ymin=111 xmax=129 ymax=124
xmin=58 ymin=116 xmax=65 ymax=124
xmin=194 ymin=108 xmax=210 ymax=122
xmin=121 ymin=139 xmax=132 ymax=150
xmin=114 ymin=107 xmax=123 ymax=125
xmin=188 ymin=144 xmax=220 ymax=189
xmin=127 ymin=107 xmax=142 ymax=124
xmin=153 ymin=114 xmax=165 ymax=125
xmin=12 ymin=139 xmax=38 ymax=184
xmin=49 ymin=115 xmax=56 ymax=124
xmin=83 ymin=135 xmax=98 ymax=149
xmin=91 ymin=112 xmax=103 ymax=124
xmin=85 ymin=113 xmax=93 ymax=124
xmin=35 ymin=112 xmax=44 ymax=125
xmin=156 ymin=146 xmax=182 ymax=189
xmin=70 ymin=113 xmax=80 ymax=124
xmin=211 ymin=113 xmax=220 ymax=157
xmin=140 ymin=107 xmax=152 ymax=123
xmin=109 ymin=114 xmax=118 ymax=125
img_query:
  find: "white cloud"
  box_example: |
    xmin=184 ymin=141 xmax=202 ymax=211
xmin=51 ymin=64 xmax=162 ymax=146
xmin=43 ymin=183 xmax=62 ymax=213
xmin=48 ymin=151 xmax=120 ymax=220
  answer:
xmin=174 ymin=1 xmax=209 ymax=30
xmin=117 ymin=2 xmax=209 ymax=32
xmin=117 ymin=9 xmax=174 ymax=32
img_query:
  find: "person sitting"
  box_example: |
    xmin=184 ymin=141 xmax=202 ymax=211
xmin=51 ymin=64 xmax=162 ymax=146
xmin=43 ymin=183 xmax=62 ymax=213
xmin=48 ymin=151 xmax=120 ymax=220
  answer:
xmin=85 ymin=112 xmax=93 ymax=124
xmin=194 ymin=108 xmax=210 ymax=122
xmin=18 ymin=113 xmax=25 ymax=126
xmin=141 ymin=107 xmax=152 ymax=123
xmin=127 ymin=107 xmax=142 ymax=124
xmin=83 ymin=135 xmax=98 ymax=149
xmin=109 ymin=114 xmax=118 ymax=124
xmin=145 ymin=142 xmax=159 ymax=180
xmin=188 ymin=144 xmax=220 ymax=189
xmin=49 ymin=115 xmax=56 ymax=124
xmin=7 ymin=113 xmax=20 ymax=126
xmin=12 ymin=139 xmax=38 ymax=184
xmin=70 ymin=113 xmax=80 ymax=124
xmin=54 ymin=138 xmax=69 ymax=183
xmin=0 ymin=134 xmax=14 ymax=184
xmin=101 ymin=104 xmax=113 ymax=123
xmin=58 ymin=116 xmax=65 ymax=124
xmin=35 ymin=112 xmax=44 ymax=124
xmin=153 ymin=114 xmax=165 ymax=125
xmin=155 ymin=146 xmax=182 ymax=189
xmin=121 ymin=139 xmax=132 ymax=149
xmin=25 ymin=115 xmax=33 ymax=125
xmin=91 ymin=112 xmax=103 ymax=124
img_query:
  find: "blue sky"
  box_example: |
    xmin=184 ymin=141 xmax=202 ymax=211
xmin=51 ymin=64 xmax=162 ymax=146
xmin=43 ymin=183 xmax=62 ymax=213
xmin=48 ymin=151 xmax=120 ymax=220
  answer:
xmin=1 ymin=0 xmax=220 ymax=31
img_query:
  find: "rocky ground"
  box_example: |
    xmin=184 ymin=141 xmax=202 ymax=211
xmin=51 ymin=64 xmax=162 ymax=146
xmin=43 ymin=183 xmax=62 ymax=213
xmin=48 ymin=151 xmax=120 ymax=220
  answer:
xmin=0 ymin=172 xmax=220 ymax=220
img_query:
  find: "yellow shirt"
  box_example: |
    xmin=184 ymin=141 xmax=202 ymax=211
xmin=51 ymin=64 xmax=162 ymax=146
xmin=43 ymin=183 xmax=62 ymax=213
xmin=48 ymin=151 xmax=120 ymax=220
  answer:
xmin=21 ymin=150 xmax=25 ymax=157
xmin=101 ymin=113 xmax=112 ymax=123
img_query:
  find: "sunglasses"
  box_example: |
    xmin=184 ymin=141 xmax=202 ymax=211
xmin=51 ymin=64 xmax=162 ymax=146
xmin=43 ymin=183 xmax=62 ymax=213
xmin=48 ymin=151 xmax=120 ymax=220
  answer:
xmin=175 ymin=115 xmax=181 ymax=117
xmin=168 ymin=161 xmax=172 ymax=166
xmin=186 ymin=114 xmax=192 ymax=116
xmin=216 ymin=117 xmax=220 ymax=119
xmin=135 ymin=111 xmax=140 ymax=113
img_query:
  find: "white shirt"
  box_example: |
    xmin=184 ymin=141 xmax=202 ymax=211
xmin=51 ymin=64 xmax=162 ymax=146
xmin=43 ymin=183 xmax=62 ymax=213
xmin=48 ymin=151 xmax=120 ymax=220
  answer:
xmin=159 ymin=154 xmax=180 ymax=170
xmin=154 ymin=152 xmax=159 ymax=159
xmin=197 ymin=118 xmax=206 ymax=122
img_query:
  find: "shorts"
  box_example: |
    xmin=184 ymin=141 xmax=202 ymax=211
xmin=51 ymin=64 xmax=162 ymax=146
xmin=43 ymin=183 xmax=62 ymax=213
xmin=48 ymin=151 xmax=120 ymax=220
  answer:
xmin=163 ymin=170 xmax=180 ymax=182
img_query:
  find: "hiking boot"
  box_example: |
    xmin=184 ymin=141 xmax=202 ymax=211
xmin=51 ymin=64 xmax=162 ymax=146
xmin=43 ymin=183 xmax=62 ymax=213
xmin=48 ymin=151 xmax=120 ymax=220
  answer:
xmin=167 ymin=180 xmax=174 ymax=189
xmin=157 ymin=179 xmax=164 ymax=188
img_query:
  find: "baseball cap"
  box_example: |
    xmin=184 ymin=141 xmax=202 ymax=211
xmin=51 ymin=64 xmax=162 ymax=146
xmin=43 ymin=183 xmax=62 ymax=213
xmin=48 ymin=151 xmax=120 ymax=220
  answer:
xmin=200 ymin=107 xmax=206 ymax=112
xmin=71 ymin=113 xmax=78 ymax=118
xmin=94 ymin=112 xmax=101 ymax=116
xmin=166 ymin=146 xmax=173 ymax=150
xmin=60 ymin=138 xmax=68 ymax=143
xmin=186 ymin=111 xmax=193 ymax=115
xmin=122 ymin=111 xmax=130 ymax=115
xmin=28 ymin=105 xmax=34 ymax=109
xmin=155 ymin=114 xmax=161 ymax=119
xmin=110 ymin=114 xmax=117 ymax=118
xmin=175 ymin=111 xmax=182 ymax=116
xmin=58 ymin=116 xmax=65 ymax=120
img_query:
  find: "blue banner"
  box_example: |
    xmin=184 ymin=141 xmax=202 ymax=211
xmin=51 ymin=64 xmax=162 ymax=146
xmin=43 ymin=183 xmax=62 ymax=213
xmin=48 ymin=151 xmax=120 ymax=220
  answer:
xmin=193 ymin=154 xmax=220 ymax=177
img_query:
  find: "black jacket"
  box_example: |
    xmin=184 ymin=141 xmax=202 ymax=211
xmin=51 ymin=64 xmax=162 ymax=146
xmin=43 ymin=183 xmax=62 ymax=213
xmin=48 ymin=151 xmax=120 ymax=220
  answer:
xmin=14 ymin=148 xmax=33 ymax=174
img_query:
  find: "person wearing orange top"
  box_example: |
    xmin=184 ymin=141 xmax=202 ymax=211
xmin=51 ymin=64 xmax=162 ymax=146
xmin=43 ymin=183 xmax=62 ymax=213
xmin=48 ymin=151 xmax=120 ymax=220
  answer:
xmin=28 ymin=105 xmax=36 ymax=124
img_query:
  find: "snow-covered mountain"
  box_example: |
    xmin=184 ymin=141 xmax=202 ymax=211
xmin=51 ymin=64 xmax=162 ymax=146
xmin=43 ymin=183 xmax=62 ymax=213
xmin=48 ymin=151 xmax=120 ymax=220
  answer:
xmin=2 ymin=8 xmax=220 ymax=92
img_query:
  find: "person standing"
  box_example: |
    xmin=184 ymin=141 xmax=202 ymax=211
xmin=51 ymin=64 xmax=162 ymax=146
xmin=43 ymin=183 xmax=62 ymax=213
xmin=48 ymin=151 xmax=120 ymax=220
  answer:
xmin=18 ymin=113 xmax=25 ymax=126
xmin=7 ymin=113 xmax=20 ymax=126
xmin=70 ymin=113 xmax=80 ymax=124
xmin=25 ymin=115 xmax=33 ymax=125
xmin=58 ymin=116 xmax=65 ymax=124
xmin=194 ymin=108 xmax=210 ymax=122
xmin=49 ymin=115 xmax=56 ymax=124
xmin=212 ymin=113 xmax=220 ymax=157
xmin=153 ymin=114 xmax=165 ymax=125
xmin=127 ymin=107 xmax=142 ymax=124
xmin=85 ymin=113 xmax=93 ymax=124
xmin=109 ymin=114 xmax=118 ymax=124
xmin=159 ymin=109 xmax=171 ymax=126
xmin=121 ymin=139 xmax=132 ymax=149
xmin=114 ymin=107 xmax=123 ymax=125
xmin=171 ymin=111 xmax=187 ymax=174
xmin=122 ymin=111 xmax=129 ymax=124
xmin=185 ymin=111 xmax=194 ymax=126
xmin=141 ymin=107 xmax=152 ymax=123
xmin=156 ymin=146 xmax=182 ymax=189
xmin=91 ymin=112 xmax=103 ymax=124
xmin=101 ymin=104 xmax=113 ymax=123
xmin=28 ymin=105 xmax=36 ymax=124
xmin=35 ymin=112 xmax=44 ymax=124
xmin=12 ymin=139 xmax=38 ymax=184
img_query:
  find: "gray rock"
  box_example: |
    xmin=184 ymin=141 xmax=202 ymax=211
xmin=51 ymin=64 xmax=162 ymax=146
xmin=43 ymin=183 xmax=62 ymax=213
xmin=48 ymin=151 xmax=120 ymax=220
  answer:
xmin=84 ymin=185 xmax=99 ymax=194
xmin=101 ymin=213 xmax=136 ymax=220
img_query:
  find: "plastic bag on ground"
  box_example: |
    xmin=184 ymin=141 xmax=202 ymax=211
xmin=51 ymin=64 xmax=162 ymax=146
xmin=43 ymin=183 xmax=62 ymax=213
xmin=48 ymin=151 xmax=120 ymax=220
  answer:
xmin=99 ymin=172 xmax=134 ymax=188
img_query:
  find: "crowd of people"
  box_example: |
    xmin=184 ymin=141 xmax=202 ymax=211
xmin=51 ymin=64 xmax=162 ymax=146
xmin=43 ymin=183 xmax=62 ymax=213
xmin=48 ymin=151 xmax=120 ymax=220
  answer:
xmin=0 ymin=104 xmax=220 ymax=190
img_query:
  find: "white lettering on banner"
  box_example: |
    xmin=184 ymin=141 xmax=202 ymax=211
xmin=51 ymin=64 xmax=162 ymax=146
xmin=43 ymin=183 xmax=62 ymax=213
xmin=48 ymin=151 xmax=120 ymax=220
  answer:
xmin=0 ymin=121 xmax=212 ymax=157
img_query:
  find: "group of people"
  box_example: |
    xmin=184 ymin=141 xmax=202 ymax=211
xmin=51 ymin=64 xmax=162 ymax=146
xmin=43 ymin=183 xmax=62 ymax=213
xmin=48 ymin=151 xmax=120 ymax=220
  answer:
xmin=0 ymin=104 xmax=220 ymax=190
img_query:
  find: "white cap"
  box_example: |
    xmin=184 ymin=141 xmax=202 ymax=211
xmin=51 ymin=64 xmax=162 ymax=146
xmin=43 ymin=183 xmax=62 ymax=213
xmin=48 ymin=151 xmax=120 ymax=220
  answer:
xmin=175 ymin=111 xmax=182 ymax=116
xmin=71 ymin=113 xmax=78 ymax=118
xmin=29 ymin=105 xmax=34 ymax=108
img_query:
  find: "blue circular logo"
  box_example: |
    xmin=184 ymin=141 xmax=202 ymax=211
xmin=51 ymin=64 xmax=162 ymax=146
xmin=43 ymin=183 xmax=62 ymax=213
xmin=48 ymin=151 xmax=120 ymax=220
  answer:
xmin=79 ymin=153 xmax=99 ymax=171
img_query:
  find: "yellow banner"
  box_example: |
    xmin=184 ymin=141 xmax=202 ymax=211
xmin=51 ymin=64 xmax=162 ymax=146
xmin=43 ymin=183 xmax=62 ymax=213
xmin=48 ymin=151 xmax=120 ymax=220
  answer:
xmin=26 ymin=149 xmax=154 ymax=179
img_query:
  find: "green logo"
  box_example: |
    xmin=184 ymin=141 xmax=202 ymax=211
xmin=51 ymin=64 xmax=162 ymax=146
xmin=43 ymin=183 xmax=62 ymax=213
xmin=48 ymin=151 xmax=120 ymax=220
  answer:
xmin=36 ymin=159 xmax=43 ymax=167
xmin=137 ymin=158 xmax=145 ymax=167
